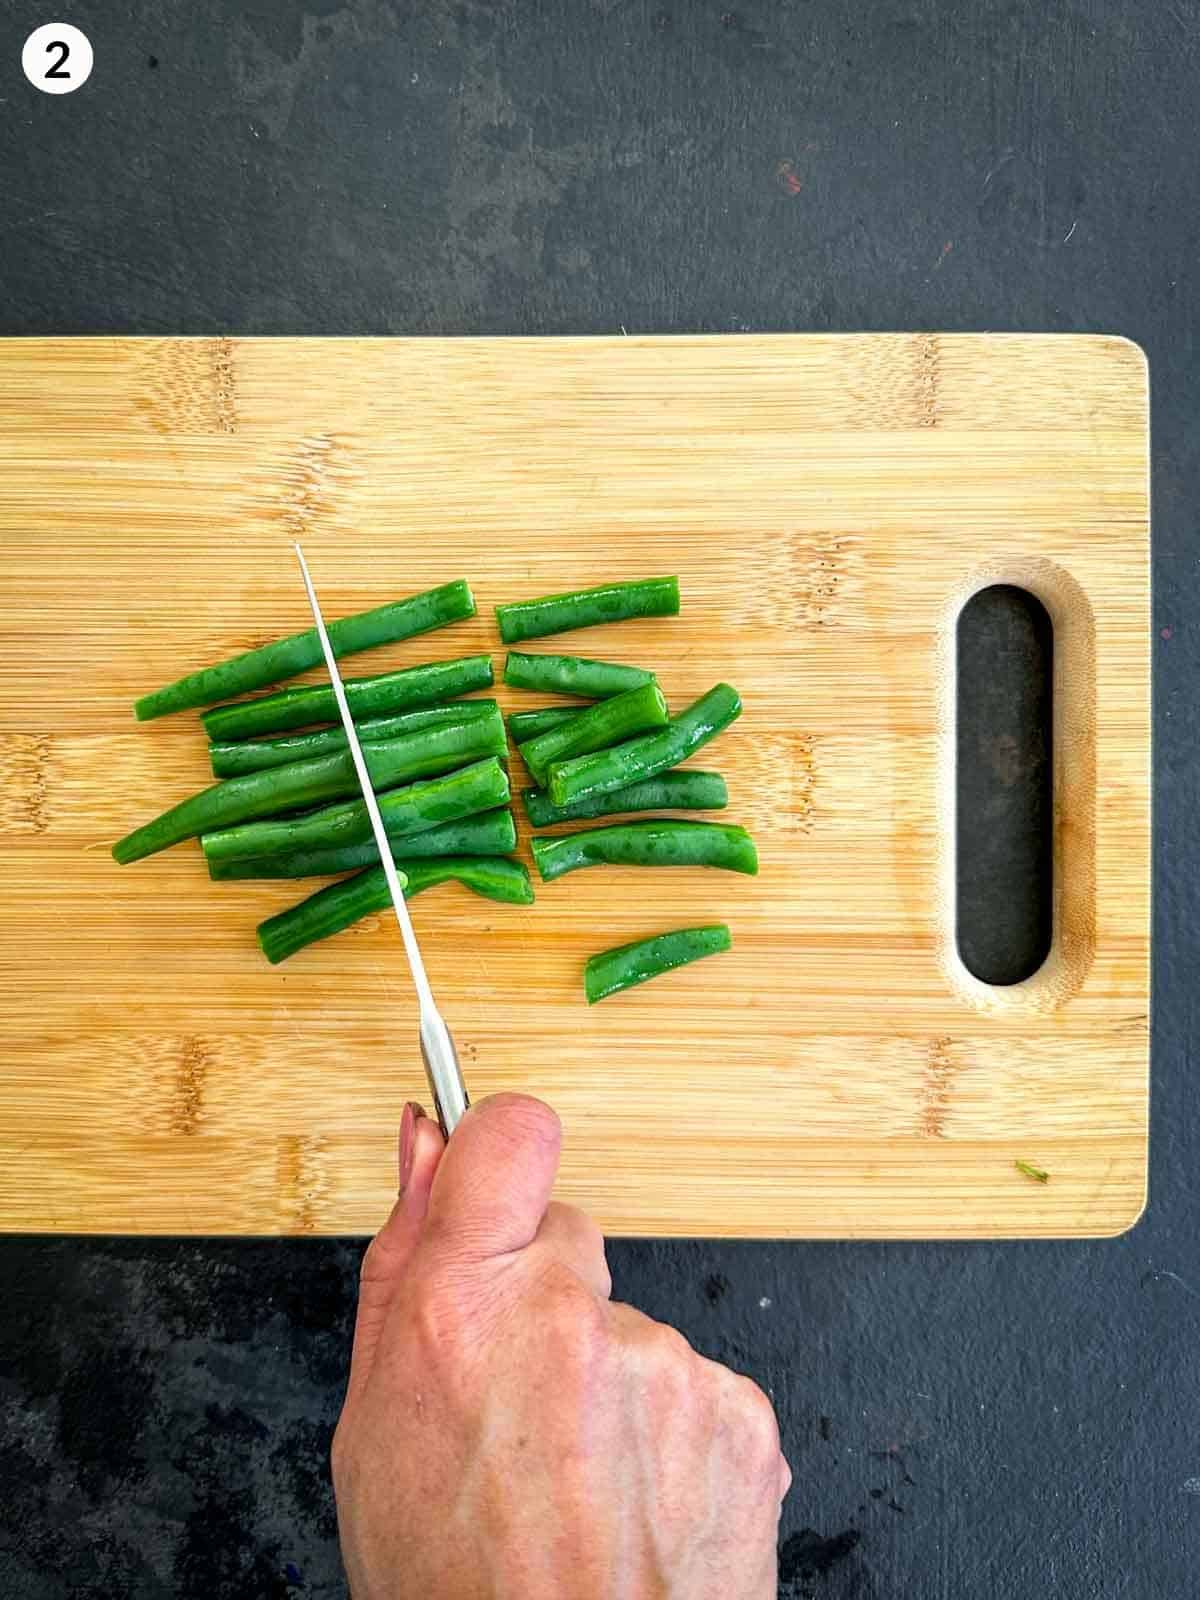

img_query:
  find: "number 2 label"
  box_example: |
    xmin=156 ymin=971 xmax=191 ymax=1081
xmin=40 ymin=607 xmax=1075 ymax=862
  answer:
xmin=22 ymin=24 xmax=93 ymax=94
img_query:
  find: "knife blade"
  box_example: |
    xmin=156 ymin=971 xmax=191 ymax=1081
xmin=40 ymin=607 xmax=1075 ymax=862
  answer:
xmin=293 ymin=543 xmax=470 ymax=1136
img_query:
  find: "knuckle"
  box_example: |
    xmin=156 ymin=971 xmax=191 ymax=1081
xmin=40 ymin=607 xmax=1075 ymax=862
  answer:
xmin=638 ymin=1323 xmax=696 ymax=1403
xmin=534 ymin=1268 xmax=610 ymax=1377
xmin=358 ymin=1234 xmax=396 ymax=1287
xmin=329 ymin=1419 xmax=354 ymax=1486
xmin=547 ymin=1202 xmax=607 ymax=1259
xmin=734 ymin=1379 xmax=782 ymax=1462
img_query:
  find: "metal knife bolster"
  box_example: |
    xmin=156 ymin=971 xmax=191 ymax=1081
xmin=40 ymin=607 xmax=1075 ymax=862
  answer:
xmin=420 ymin=1012 xmax=470 ymax=1135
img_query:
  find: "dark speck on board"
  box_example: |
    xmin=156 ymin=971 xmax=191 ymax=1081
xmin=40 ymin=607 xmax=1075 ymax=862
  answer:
xmin=702 ymin=1272 xmax=730 ymax=1305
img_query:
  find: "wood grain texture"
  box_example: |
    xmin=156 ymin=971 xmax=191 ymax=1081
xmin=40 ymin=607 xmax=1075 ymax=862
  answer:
xmin=0 ymin=335 xmax=1150 ymax=1237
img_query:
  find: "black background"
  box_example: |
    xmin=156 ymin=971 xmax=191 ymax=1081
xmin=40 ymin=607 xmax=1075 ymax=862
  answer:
xmin=1 ymin=3 xmax=1196 ymax=1596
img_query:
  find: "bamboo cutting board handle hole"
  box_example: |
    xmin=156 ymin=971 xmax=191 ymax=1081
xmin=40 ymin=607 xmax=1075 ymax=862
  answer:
xmin=955 ymin=585 xmax=1054 ymax=986
xmin=939 ymin=558 xmax=1098 ymax=1015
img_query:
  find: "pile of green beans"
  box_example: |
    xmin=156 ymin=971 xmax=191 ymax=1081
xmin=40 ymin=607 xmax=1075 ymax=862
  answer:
xmin=502 ymin=586 xmax=754 ymax=1000
xmin=115 ymin=571 xmax=756 ymax=990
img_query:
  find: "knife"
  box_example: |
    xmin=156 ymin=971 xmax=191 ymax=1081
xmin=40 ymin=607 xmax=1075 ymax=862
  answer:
xmin=293 ymin=543 xmax=470 ymax=1136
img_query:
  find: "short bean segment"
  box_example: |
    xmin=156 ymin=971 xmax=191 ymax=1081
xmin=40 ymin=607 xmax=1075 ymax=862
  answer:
xmin=258 ymin=856 xmax=534 ymax=965
xmin=584 ymin=924 xmax=732 ymax=1003
xmin=200 ymin=756 xmax=510 ymax=866
xmin=503 ymin=651 xmax=655 ymax=699
xmin=136 ymin=580 xmax=477 ymax=721
xmin=200 ymin=653 xmax=493 ymax=743
xmin=522 ymin=770 xmax=728 ymax=829
xmin=506 ymin=707 xmax=581 ymax=744
xmin=546 ymin=683 xmax=741 ymax=808
xmin=496 ymin=577 xmax=679 ymax=645
xmin=530 ymin=820 xmax=758 ymax=883
xmin=209 ymin=699 xmax=500 ymax=777
xmin=519 ymin=681 xmax=669 ymax=787
xmin=207 ymin=806 xmax=518 ymax=880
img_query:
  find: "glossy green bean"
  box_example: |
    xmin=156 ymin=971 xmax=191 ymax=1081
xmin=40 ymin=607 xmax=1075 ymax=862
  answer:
xmin=207 ymin=806 xmax=517 ymax=880
xmin=201 ymin=653 xmax=492 ymax=742
xmin=135 ymin=581 xmax=476 ymax=721
xmin=112 ymin=730 xmax=467 ymax=866
xmin=530 ymin=820 xmax=757 ymax=882
xmin=506 ymin=707 xmax=581 ymax=743
xmin=201 ymin=757 xmax=509 ymax=865
xmin=258 ymin=856 xmax=534 ymax=964
xmin=584 ymin=924 xmax=732 ymax=1003
xmin=546 ymin=683 xmax=741 ymax=808
xmin=503 ymin=651 xmax=654 ymax=699
xmin=209 ymin=700 xmax=499 ymax=777
xmin=519 ymin=681 xmax=669 ymax=787
xmin=522 ymin=770 xmax=728 ymax=828
xmin=495 ymin=577 xmax=679 ymax=645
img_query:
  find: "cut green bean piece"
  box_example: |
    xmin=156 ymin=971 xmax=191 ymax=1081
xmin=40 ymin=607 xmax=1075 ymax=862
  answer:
xmin=531 ymin=820 xmax=757 ymax=883
xmin=208 ymin=807 xmax=518 ymax=880
xmin=136 ymin=581 xmax=477 ymax=721
xmin=496 ymin=577 xmax=679 ymax=645
xmin=209 ymin=700 xmax=499 ymax=777
xmin=585 ymin=924 xmax=732 ymax=1003
xmin=520 ymin=682 xmax=669 ymax=787
xmin=112 ymin=727 xmax=487 ymax=866
xmin=201 ymin=653 xmax=493 ymax=742
xmin=258 ymin=856 xmax=534 ymax=964
xmin=523 ymin=770 xmax=728 ymax=828
xmin=504 ymin=651 xmax=655 ymax=699
xmin=546 ymin=683 xmax=741 ymax=808
xmin=506 ymin=707 xmax=581 ymax=743
xmin=201 ymin=757 xmax=509 ymax=865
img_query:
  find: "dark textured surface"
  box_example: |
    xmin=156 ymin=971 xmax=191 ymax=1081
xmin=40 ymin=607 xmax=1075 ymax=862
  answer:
xmin=1 ymin=2 xmax=1195 ymax=1596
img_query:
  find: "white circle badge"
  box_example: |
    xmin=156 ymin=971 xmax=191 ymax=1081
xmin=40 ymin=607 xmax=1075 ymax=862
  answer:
xmin=23 ymin=23 xmax=93 ymax=94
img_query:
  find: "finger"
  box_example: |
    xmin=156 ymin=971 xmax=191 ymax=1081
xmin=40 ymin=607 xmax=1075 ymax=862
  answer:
xmin=779 ymin=1454 xmax=793 ymax=1501
xmin=424 ymin=1093 xmax=562 ymax=1264
xmin=345 ymin=1105 xmax=446 ymax=1403
xmin=533 ymin=1201 xmax=612 ymax=1299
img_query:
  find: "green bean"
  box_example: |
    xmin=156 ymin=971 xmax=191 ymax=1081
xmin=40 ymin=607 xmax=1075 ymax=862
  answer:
xmin=258 ymin=856 xmax=534 ymax=964
xmin=495 ymin=577 xmax=679 ymax=645
xmin=546 ymin=683 xmax=741 ymax=808
xmin=209 ymin=700 xmax=499 ymax=777
xmin=208 ymin=807 xmax=517 ymax=880
xmin=201 ymin=757 xmax=509 ymax=865
xmin=519 ymin=682 xmax=669 ymax=787
xmin=200 ymin=653 xmax=492 ymax=742
xmin=504 ymin=652 xmax=654 ymax=699
xmin=506 ymin=707 xmax=581 ymax=743
xmin=522 ymin=770 xmax=728 ymax=828
xmin=135 ymin=581 xmax=476 ymax=721
xmin=584 ymin=924 xmax=732 ymax=1003
xmin=530 ymin=820 xmax=757 ymax=882
xmin=112 ymin=728 xmax=485 ymax=866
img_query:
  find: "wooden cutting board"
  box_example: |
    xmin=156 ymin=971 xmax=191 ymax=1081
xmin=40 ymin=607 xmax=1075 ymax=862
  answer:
xmin=0 ymin=335 xmax=1149 ymax=1238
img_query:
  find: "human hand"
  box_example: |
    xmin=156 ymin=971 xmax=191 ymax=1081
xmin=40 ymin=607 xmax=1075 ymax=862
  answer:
xmin=333 ymin=1094 xmax=789 ymax=1599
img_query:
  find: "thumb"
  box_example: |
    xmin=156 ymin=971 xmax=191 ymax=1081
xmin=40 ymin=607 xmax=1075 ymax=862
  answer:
xmin=346 ymin=1103 xmax=445 ymax=1403
xmin=425 ymin=1093 xmax=562 ymax=1264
